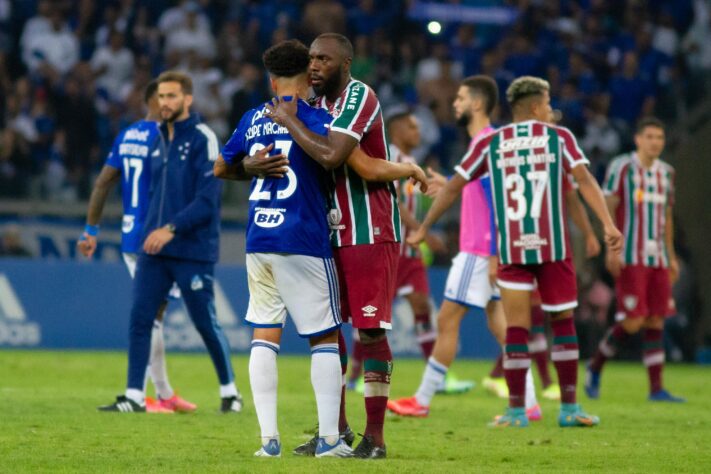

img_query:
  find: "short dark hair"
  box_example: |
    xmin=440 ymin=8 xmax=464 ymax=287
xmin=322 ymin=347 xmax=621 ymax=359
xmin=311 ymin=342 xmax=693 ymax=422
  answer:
xmin=262 ymin=39 xmax=310 ymax=78
xmin=386 ymin=111 xmax=413 ymax=133
xmin=506 ymin=76 xmax=549 ymax=108
xmin=143 ymin=80 xmax=158 ymax=104
xmin=636 ymin=116 xmax=665 ymax=134
xmin=461 ymin=75 xmax=499 ymax=116
xmin=156 ymin=71 xmax=193 ymax=95
xmin=315 ymin=33 xmax=354 ymax=59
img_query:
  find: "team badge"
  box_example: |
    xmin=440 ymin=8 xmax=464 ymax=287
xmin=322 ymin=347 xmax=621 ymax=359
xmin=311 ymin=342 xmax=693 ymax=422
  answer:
xmin=623 ymin=295 xmax=638 ymax=311
xmin=191 ymin=275 xmax=204 ymax=291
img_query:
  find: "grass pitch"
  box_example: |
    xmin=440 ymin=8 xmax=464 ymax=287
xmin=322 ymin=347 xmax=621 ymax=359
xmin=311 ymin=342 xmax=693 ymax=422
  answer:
xmin=0 ymin=350 xmax=709 ymax=473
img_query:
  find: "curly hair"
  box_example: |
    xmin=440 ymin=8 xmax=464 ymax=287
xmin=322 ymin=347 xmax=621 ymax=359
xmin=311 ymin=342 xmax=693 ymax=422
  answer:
xmin=506 ymin=76 xmax=550 ymax=107
xmin=262 ymin=39 xmax=310 ymax=78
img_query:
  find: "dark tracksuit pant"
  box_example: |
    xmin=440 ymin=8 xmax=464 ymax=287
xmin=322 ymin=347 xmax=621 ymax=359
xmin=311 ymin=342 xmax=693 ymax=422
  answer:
xmin=126 ymin=254 xmax=234 ymax=390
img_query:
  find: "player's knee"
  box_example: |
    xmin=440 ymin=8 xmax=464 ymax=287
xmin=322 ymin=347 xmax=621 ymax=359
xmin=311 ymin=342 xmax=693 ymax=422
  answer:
xmin=622 ymin=317 xmax=644 ymax=334
xmin=358 ymin=328 xmax=386 ymax=344
xmin=437 ymin=312 xmax=459 ymax=334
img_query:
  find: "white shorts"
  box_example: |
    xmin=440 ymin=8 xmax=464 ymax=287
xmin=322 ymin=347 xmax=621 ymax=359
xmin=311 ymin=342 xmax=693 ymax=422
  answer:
xmin=122 ymin=253 xmax=181 ymax=300
xmin=443 ymin=252 xmax=500 ymax=309
xmin=245 ymin=253 xmax=341 ymax=337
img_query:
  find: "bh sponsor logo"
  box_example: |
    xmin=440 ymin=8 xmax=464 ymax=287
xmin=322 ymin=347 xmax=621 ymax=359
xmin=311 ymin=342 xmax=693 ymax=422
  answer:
xmin=255 ymin=208 xmax=285 ymax=228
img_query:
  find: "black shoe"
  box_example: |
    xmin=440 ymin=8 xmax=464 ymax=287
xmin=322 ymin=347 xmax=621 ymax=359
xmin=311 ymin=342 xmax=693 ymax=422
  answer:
xmin=293 ymin=424 xmax=356 ymax=456
xmin=352 ymin=434 xmax=386 ymax=459
xmin=220 ymin=392 xmax=244 ymax=413
xmin=98 ymin=395 xmax=146 ymax=413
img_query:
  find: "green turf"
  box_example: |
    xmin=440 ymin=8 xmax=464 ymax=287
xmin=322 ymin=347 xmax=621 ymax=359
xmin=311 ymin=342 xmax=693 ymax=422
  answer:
xmin=0 ymin=350 xmax=709 ymax=473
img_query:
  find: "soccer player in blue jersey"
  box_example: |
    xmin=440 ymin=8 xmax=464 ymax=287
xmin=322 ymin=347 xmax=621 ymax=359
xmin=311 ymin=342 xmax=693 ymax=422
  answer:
xmin=216 ymin=39 xmax=351 ymax=458
xmin=78 ymin=81 xmax=196 ymax=414
xmin=97 ymin=71 xmax=241 ymax=414
xmin=215 ymin=40 xmax=427 ymax=458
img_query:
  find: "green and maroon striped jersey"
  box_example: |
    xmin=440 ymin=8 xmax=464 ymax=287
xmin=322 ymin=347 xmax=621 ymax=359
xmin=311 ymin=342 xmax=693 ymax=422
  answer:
xmin=316 ymin=78 xmax=401 ymax=248
xmin=390 ymin=143 xmax=431 ymax=259
xmin=455 ymin=120 xmax=589 ymax=265
xmin=603 ymin=152 xmax=674 ymax=268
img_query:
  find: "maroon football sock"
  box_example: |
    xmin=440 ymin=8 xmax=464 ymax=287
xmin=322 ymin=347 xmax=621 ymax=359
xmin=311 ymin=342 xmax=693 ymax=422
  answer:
xmin=551 ymin=317 xmax=579 ymax=404
xmin=362 ymin=337 xmax=392 ymax=447
xmin=414 ymin=311 xmax=436 ymax=359
xmin=590 ymin=323 xmax=629 ymax=372
xmin=504 ymin=327 xmax=529 ymax=408
xmin=643 ymin=328 xmax=664 ymax=394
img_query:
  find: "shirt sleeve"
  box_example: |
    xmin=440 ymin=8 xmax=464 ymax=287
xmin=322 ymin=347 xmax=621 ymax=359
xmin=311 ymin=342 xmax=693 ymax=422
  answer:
xmin=105 ymin=131 xmax=123 ymax=170
xmin=602 ymin=156 xmax=625 ymax=197
xmin=329 ymin=82 xmax=379 ymax=142
xmin=221 ymin=111 xmax=251 ymax=164
xmin=454 ymin=134 xmax=491 ymax=182
xmin=556 ymin=126 xmax=590 ymax=172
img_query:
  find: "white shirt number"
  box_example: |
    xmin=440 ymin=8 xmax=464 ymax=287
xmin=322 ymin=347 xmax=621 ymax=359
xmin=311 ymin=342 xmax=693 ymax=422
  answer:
xmin=248 ymin=140 xmax=298 ymax=201
xmin=505 ymin=170 xmax=549 ymax=221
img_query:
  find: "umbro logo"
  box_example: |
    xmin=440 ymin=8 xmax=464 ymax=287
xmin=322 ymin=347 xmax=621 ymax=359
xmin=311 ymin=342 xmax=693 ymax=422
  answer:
xmin=362 ymin=305 xmax=378 ymax=318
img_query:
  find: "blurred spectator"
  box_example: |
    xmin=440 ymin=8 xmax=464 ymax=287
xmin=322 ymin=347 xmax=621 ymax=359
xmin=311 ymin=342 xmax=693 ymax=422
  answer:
xmin=91 ymin=30 xmax=134 ymax=101
xmin=301 ymin=0 xmax=346 ymax=38
xmin=0 ymin=225 xmax=32 ymax=257
xmin=22 ymin=7 xmax=79 ymax=79
xmin=164 ymin=2 xmax=216 ymax=60
xmin=608 ymin=51 xmax=656 ymax=127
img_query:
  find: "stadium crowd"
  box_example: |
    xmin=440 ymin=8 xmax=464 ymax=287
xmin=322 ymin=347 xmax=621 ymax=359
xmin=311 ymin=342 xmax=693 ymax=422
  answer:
xmin=1 ymin=0 xmax=710 ymax=201
xmin=0 ymin=0 xmax=707 ymax=360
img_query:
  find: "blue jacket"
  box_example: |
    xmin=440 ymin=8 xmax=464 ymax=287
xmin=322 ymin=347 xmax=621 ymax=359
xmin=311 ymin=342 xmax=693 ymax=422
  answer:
xmin=142 ymin=113 xmax=222 ymax=263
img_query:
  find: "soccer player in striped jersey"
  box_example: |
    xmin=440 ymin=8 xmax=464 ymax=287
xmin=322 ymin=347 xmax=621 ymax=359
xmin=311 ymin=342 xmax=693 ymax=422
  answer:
xmin=409 ymin=76 xmax=622 ymax=427
xmin=78 ymin=81 xmax=195 ymax=414
xmin=267 ymin=33 xmax=402 ymax=458
xmin=586 ymin=117 xmax=685 ymax=402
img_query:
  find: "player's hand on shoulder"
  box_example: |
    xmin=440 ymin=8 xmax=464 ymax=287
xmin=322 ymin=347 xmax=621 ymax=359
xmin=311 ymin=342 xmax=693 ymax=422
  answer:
xmin=265 ymin=93 xmax=299 ymax=126
xmin=77 ymin=234 xmax=97 ymax=258
xmin=243 ymin=143 xmax=289 ymax=178
xmin=425 ymin=167 xmax=447 ymax=198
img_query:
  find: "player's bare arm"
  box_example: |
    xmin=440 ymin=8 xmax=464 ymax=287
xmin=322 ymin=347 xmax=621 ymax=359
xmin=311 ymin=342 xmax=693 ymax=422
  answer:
xmin=407 ymin=173 xmax=467 ymax=247
xmin=265 ymin=93 xmax=357 ymax=169
xmin=78 ymin=165 xmax=120 ymax=258
xmin=213 ymin=144 xmax=289 ymax=181
xmin=346 ymin=147 xmax=428 ymax=193
xmin=571 ymin=164 xmax=622 ymax=255
xmin=565 ymin=189 xmax=601 ymax=258
xmin=665 ymin=205 xmax=679 ymax=283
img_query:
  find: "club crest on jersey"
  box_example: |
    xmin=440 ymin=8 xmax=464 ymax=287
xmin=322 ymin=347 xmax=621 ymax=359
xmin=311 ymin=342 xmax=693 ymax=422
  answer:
xmin=255 ymin=208 xmax=285 ymax=228
xmin=191 ymin=275 xmax=203 ymax=291
xmin=623 ymin=295 xmax=638 ymax=311
xmin=122 ymin=215 xmax=135 ymax=233
xmin=362 ymin=305 xmax=378 ymax=318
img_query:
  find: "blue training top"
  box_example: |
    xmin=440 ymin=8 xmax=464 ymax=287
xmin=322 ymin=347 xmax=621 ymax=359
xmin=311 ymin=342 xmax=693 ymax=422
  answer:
xmin=221 ymin=98 xmax=333 ymax=258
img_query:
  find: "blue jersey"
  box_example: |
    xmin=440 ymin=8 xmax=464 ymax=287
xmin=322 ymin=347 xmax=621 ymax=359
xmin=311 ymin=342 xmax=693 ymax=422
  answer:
xmin=222 ymin=99 xmax=332 ymax=258
xmin=105 ymin=120 xmax=163 ymax=253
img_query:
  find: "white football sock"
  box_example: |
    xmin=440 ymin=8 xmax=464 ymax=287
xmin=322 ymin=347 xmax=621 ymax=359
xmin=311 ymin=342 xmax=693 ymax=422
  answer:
xmin=220 ymin=382 xmax=238 ymax=398
xmin=310 ymin=343 xmax=341 ymax=444
xmin=525 ymin=367 xmax=538 ymax=409
xmin=125 ymin=388 xmax=145 ymax=405
xmin=249 ymin=339 xmax=279 ymax=442
xmin=415 ymin=356 xmax=447 ymax=407
xmin=149 ymin=320 xmax=174 ymax=399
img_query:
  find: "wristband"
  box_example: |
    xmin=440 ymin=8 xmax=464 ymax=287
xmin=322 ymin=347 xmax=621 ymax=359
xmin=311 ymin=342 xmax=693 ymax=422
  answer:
xmin=84 ymin=224 xmax=100 ymax=236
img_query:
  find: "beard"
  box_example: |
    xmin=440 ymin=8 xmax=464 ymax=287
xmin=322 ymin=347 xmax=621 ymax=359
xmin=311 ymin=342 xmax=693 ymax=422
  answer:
xmin=456 ymin=110 xmax=471 ymax=127
xmin=313 ymin=65 xmax=342 ymax=98
xmin=161 ymin=104 xmax=184 ymax=123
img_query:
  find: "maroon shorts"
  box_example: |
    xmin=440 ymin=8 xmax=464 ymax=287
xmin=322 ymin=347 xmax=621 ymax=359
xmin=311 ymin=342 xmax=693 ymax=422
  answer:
xmin=497 ymin=258 xmax=578 ymax=312
xmin=616 ymin=265 xmax=673 ymax=318
xmin=334 ymin=242 xmax=399 ymax=330
xmin=395 ymin=256 xmax=430 ymax=297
